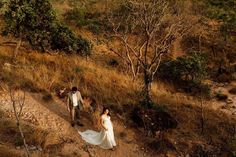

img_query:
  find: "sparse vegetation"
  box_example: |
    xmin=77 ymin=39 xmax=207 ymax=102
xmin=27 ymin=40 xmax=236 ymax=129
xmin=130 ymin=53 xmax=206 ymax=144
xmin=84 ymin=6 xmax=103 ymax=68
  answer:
xmin=109 ymin=0 xmax=190 ymax=107
xmin=63 ymin=0 xmax=109 ymax=34
xmin=0 ymin=0 xmax=236 ymax=156
xmin=198 ymin=0 xmax=236 ymax=37
xmin=0 ymin=48 xmax=140 ymax=105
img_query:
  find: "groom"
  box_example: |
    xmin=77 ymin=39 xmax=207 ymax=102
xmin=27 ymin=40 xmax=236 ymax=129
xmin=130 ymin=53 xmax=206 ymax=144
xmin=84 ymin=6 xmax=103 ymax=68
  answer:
xmin=67 ymin=86 xmax=84 ymax=127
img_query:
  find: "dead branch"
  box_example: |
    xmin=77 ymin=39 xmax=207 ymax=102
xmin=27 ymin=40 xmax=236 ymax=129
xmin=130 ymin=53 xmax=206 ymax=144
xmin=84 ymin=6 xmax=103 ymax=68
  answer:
xmin=13 ymin=39 xmax=22 ymax=59
xmin=9 ymin=87 xmax=30 ymax=157
xmin=0 ymin=41 xmax=28 ymax=49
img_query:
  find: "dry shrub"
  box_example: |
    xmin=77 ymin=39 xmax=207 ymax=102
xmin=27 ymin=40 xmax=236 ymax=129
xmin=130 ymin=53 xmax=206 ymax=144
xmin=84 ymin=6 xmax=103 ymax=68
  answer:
xmin=229 ymin=88 xmax=236 ymax=95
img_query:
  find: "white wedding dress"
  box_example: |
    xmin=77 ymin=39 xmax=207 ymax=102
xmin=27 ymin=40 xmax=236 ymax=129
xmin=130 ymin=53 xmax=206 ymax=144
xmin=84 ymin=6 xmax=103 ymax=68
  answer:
xmin=78 ymin=115 xmax=116 ymax=149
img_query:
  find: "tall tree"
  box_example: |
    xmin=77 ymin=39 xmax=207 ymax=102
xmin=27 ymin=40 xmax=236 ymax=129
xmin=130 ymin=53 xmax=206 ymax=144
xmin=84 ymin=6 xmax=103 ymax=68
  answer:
xmin=109 ymin=0 xmax=189 ymax=107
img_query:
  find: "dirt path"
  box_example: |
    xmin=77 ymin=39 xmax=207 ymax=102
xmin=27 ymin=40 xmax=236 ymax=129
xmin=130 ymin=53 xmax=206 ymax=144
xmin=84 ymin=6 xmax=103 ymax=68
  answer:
xmin=0 ymin=92 xmax=150 ymax=157
xmin=210 ymin=81 xmax=236 ymax=117
xmin=2 ymin=82 xmax=235 ymax=157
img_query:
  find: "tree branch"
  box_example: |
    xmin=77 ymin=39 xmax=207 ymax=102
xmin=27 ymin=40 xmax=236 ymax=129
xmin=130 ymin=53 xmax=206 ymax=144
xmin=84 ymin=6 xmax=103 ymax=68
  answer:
xmin=9 ymin=88 xmax=30 ymax=157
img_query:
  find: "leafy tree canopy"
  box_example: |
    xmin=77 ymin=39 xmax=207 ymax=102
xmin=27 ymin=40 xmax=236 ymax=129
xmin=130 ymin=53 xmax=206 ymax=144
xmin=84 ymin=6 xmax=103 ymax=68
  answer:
xmin=1 ymin=0 xmax=91 ymax=55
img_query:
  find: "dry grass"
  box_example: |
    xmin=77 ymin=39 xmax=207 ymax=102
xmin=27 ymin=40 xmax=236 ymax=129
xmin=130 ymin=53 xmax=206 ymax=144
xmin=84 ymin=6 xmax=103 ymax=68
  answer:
xmin=0 ymin=45 xmax=141 ymax=106
xmin=166 ymin=103 xmax=236 ymax=155
xmin=0 ymin=43 xmax=193 ymax=107
xmin=0 ymin=146 xmax=22 ymax=157
xmin=0 ymin=44 xmax=236 ymax=156
xmin=0 ymin=118 xmax=48 ymax=147
xmin=0 ymin=2 xmax=236 ymax=153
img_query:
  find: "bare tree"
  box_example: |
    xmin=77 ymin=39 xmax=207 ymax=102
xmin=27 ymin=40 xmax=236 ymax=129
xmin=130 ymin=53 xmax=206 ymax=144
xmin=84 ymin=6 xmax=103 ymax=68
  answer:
xmin=108 ymin=0 xmax=190 ymax=107
xmin=9 ymin=87 xmax=30 ymax=157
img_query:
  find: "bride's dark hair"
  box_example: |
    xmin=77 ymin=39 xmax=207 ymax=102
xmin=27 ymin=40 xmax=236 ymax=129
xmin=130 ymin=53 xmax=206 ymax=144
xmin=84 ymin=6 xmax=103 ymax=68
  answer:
xmin=101 ymin=107 xmax=111 ymax=116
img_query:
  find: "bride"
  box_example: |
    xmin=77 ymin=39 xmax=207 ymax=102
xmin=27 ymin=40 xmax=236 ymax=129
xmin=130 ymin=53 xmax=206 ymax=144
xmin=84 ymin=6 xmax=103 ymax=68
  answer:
xmin=78 ymin=107 xmax=116 ymax=150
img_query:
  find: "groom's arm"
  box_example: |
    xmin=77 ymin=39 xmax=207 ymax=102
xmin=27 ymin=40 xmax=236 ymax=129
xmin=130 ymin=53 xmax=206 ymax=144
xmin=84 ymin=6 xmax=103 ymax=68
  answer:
xmin=66 ymin=94 xmax=70 ymax=112
xmin=77 ymin=92 xmax=84 ymax=109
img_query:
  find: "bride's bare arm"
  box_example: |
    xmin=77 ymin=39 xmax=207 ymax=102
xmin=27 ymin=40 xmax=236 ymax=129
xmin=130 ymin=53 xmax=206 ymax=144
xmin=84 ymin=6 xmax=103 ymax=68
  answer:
xmin=100 ymin=116 xmax=108 ymax=131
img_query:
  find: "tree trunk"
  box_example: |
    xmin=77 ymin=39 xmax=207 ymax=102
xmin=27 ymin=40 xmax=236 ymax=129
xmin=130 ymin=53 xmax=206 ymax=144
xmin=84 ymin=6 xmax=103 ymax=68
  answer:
xmin=143 ymin=69 xmax=152 ymax=108
xmin=17 ymin=122 xmax=30 ymax=157
xmin=200 ymin=87 xmax=204 ymax=134
xmin=210 ymin=45 xmax=216 ymax=59
xmin=12 ymin=100 xmax=30 ymax=157
xmin=13 ymin=39 xmax=22 ymax=59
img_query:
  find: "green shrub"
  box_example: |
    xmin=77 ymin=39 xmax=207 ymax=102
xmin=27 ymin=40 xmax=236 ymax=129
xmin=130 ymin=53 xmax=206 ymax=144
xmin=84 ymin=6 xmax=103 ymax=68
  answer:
xmin=77 ymin=36 xmax=92 ymax=56
xmin=193 ymin=0 xmax=236 ymax=36
xmin=88 ymin=23 xmax=101 ymax=34
xmin=64 ymin=6 xmax=104 ymax=34
xmin=158 ymin=52 xmax=207 ymax=83
xmin=64 ymin=7 xmax=87 ymax=27
xmin=50 ymin=23 xmax=91 ymax=55
xmin=157 ymin=52 xmax=210 ymax=95
xmin=2 ymin=0 xmax=91 ymax=55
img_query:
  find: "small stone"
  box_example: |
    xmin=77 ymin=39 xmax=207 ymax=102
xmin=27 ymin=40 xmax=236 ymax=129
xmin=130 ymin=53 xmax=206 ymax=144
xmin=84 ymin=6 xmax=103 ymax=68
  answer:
xmin=3 ymin=63 xmax=12 ymax=70
xmin=126 ymin=139 xmax=133 ymax=144
xmin=16 ymin=146 xmax=21 ymax=150
xmin=221 ymin=105 xmax=227 ymax=109
xmin=177 ymin=89 xmax=182 ymax=92
xmin=165 ymin=152 xmax=176 ymax=157
xmin=216 ymin=93 xmax=228 ymax=101
xmin=29 ymin=146 xmax=37 ymax=151
xmin=218 ymin=83 xmax=224 ymax=87
xmin=226 ymin=99 xmax=233 ymax=104
xmin=37 ymin=146 xmax=43 ymax=151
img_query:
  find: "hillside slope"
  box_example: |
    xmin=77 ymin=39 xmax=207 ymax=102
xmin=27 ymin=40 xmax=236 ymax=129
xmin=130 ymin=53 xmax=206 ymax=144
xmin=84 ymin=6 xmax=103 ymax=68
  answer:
xmin=0 ymin=0 xmax=236 ymax=156
xmin=0 ymin=38 xmax=236 ymax=156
